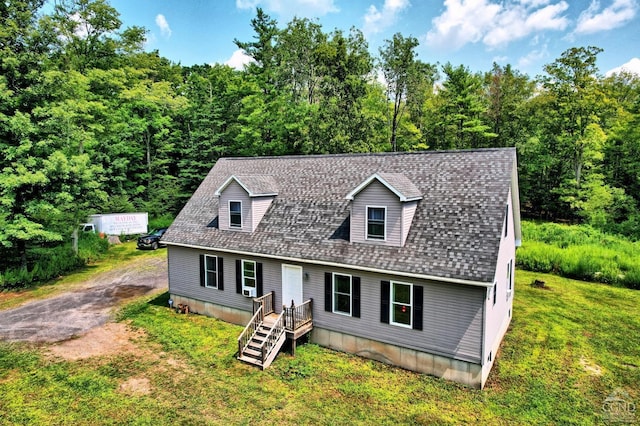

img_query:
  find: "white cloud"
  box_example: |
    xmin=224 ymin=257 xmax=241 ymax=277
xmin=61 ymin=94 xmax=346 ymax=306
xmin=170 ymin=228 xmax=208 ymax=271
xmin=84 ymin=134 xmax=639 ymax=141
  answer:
xmin=574 ymin=0 xmax=638 ymax=35
xmin=224 ymin=49 xmax=256 ymax=70
xmin=237 ymin=0 xmax=261 ymax=8
xmin=517 ymin=45 xmax=549 ymax=69
xmin=605 ymin=57 xmax=640 ymax=76
xmin=236 ymin=0 xmax=339 ymax=19
xmin=425 ymin=0 xmax=569 ymax=51
xmin=363 ymin=0 xmax=411 ymax=35
xmin=155 ymin=14 xmax=172 ymax=38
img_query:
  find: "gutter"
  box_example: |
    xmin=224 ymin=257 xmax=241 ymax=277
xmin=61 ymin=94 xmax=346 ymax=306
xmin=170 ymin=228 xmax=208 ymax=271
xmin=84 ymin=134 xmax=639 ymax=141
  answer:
xmin=164 ymin=241 xmax=494 ymax=288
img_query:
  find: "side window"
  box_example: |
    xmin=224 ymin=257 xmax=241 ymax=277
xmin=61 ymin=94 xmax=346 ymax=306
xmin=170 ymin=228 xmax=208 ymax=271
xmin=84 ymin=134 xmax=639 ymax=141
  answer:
xmin=200 ymin=255 xmax=224 ymax=290
xmin=229 ymin=201 xmax=242 ymax=228
xmin=493 ymin=282 xmax=497 ymax=305
xmin=381 ymin=281 xmax=422 ymax=330
xmin=204 ymin=255 xmax=218 ymax=288
xmin=366 ymin=206 xmax=386 ymax=240
xmin=242 ymin=260 xmax=256 ymax=296
xmin=324 ymin=273 xmax=360 ymax=318
xmin=333 ymin=273 xmax=352 ymax=316
xmin=390 ymin=281 xmax=412 ymax=328
xmin=504 ymin=203 xmax=509 ymax=237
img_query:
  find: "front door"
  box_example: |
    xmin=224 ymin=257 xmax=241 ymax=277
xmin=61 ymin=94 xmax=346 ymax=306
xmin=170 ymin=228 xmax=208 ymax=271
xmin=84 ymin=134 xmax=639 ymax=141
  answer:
xmin=281 ymin=264 xmax=303 ymax=309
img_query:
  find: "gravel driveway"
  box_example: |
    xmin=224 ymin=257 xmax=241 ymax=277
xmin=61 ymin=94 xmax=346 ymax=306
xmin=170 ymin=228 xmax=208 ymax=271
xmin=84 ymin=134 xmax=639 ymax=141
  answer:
xmin=0 ymin=256 xmax=167 ymax=343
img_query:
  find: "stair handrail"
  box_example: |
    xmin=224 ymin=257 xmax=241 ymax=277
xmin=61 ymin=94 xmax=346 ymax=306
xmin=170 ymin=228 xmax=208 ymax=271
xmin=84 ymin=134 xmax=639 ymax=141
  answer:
xmin=260 ymin=311 xmax=285 ymax=364
xmin=253 ymin=291 xmax=274 ymax=316
xmin=238 ymin=305 xmax=263 ymax=355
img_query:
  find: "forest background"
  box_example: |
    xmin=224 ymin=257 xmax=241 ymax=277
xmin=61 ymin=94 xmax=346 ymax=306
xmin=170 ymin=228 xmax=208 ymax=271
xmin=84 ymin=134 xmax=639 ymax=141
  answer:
xmin=1 ymin=0 xmax=639 ymax=282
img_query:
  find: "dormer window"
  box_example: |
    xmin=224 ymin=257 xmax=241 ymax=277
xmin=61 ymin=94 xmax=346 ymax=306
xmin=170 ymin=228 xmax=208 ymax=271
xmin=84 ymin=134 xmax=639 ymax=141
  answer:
xmin=229 ymin=201 xmax=242 ymax=228
xmin=346 ymin=173 xmax=422 ymax=247
xmin=215 ymin=175 xmax=278 ymax=233
xmin=367 ymin=206 xmax=386 ymax=240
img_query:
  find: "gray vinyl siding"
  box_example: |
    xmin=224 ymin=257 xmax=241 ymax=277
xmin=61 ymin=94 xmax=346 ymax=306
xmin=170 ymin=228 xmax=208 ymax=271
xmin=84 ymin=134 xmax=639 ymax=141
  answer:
xmin=218 ymin=182 xmax=273 ymax=232
xmin=401 ymin=201 xmax=418 ymax=246
xmin=350 ymin=180 xmax=403 ymax=247
xmin=168 ymin=245 xmax=285 ymax=312
xmin=251 ymin=196 xmax=274 ymax=230
xmin=302 ymin=263 xmax=484 ymax=363
xmin=218 ymin=181 xmax=251 ymax=232
xmin=483 ymin=189 xmax=516 ymax=362
xmin=168 ymin=245 xmax=484 ymax=363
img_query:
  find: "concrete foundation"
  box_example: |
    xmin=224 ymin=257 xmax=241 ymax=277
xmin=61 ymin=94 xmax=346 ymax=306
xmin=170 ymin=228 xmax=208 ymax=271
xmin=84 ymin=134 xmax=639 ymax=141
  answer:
xmin=311 ymin=327 xmax=483 ymax=389
xmin=169 ymin=294 xmax=252 ymax=326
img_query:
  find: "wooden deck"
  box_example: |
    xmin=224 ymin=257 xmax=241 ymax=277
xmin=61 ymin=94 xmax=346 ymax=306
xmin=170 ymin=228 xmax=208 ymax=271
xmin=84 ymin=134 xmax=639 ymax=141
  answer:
xmin=237 ymin=294 xmax=313 ymax=368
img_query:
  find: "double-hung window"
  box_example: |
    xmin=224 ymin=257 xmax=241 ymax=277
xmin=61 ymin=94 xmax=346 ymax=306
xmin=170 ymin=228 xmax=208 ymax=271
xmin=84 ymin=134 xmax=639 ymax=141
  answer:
xmin=229 ymin=201 xmax=242 ymax=228
xmin=242 ymin=260 xmax=256 ymax=294
xmin=333 ymin=273 xmax=352 ymax=316
xmin=204 ymin=255 xmax=218 ymax=288
xmin=366 ymin=206 xmax=386 ymax=240
xmin=391 ymin=281 xmax=412 ymax=328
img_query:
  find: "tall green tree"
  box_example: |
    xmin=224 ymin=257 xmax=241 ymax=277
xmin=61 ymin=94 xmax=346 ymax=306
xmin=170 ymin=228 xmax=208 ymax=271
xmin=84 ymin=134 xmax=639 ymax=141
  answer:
xmin=0 ymin=0 xmax=105 ymax=269
xmin=434 ymin=63 xmax=496 ymax=149
xmin=484 ymin=63 xmax=535 ymax=148
xmin=379 ymin=33 xmax=419 ymax=151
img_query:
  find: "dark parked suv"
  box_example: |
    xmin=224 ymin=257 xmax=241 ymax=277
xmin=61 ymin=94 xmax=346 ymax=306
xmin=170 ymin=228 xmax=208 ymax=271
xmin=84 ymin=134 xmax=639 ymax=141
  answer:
xmin=137 ymin=228 xmax=168 ymax=250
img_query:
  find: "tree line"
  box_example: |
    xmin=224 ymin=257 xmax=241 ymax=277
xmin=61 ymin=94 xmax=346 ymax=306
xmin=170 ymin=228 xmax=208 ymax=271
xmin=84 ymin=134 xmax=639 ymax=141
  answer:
xmin=1 ymin=0 xmax=639 ymax=272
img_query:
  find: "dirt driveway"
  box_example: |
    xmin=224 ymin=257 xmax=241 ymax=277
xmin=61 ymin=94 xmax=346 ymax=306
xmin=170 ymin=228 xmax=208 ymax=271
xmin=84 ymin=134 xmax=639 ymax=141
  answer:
xmin=0 ymin=256 xmax=167 ymax=343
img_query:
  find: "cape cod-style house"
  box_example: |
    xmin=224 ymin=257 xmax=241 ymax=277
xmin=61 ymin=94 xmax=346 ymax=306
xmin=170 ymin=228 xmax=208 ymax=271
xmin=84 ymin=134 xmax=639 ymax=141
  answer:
xmin=162 ymin=148 xmax=521 ymax=388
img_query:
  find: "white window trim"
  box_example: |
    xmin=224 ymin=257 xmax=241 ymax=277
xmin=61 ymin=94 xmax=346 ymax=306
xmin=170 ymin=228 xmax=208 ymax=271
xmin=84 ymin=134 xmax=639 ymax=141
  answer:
xmin=204 ymin=254 xmax=218 ymax=288
xmin=332 ymin=272 xmax=352 ymax=316
xmin=242 ymin=259 xmax=256 ymax=292
xmin=504 ymin=203 xmax=509 ymax=238
xmin=366 ymin=205 xmax=387 ymax=241
xmin=229 ymin=200 xmax=243 ymax=229
xmin=390 ymin=280 xmax=413 ymax=328
xmin=506 ymin=259 xmax=513 ymax=299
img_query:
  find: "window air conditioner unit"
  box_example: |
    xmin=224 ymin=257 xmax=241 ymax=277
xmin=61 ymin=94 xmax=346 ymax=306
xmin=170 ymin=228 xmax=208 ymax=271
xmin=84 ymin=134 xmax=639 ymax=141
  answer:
xmin=243 ymin=288 xmax=256 ymax=298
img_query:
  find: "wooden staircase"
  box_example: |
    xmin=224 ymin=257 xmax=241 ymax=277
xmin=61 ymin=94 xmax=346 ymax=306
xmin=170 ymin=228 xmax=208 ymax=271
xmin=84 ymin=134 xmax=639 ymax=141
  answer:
xmin=237 ymin=292 xmax=313 ymax=369
xmin=238 ymin=312 xmax=287 ymax=369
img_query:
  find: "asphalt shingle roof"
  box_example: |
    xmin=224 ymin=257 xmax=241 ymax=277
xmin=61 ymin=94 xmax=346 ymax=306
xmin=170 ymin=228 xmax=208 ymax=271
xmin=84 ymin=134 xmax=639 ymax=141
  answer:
xmin=163 ymin=148 xmax=518 ymax=283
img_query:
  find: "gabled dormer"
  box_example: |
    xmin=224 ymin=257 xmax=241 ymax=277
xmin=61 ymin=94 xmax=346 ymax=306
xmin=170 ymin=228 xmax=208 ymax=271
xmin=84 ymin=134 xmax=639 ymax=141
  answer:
xmin=214 ymin=175 xmax=277 ymax=232
xmin=346 ymin=173 xmax=422 ymax=247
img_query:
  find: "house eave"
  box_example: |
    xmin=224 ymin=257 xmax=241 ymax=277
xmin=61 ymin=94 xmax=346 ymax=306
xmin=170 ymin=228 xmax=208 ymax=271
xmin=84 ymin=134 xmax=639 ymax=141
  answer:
xmin=164 ymin=241 xmax=494 ymax=288
xmin=214 ymin=175 xmax=278 ymax=198
xmin=345 ymin=173 xmax=423 ymax=203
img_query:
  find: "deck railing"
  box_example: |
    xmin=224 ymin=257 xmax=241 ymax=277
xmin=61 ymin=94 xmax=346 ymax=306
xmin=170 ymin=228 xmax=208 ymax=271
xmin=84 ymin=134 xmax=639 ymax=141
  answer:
xmin=284 ymin=298 xmax=313 ymax=331
xmin=253 ymin=291 xmax=275 ymax=316
xmin=261 ymin=311 xmax=286 ymax=364
xmin=238 ymin=305 xmax=263 ymax=355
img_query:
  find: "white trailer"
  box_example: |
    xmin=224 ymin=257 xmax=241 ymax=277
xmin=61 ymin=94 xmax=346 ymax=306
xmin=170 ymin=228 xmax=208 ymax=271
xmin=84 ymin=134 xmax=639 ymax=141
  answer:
xmin=82 ymin=213 xmax=148 ymax=235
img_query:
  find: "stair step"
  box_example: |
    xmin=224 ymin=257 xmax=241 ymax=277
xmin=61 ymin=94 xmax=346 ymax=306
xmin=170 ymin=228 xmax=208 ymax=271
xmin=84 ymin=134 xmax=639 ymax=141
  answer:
xmin=238 ymin=354 xmax=263 ymax=366
xmin=243 ymin=347 xmax=262 ymax=359
xmin=248 ymin=342 xmax=262 ymax=352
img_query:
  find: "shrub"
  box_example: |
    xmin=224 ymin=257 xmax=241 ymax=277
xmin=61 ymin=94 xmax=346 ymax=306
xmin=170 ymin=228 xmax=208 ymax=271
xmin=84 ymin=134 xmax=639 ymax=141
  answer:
xmin=519 ymin=221 xmax=640 ymax=289
xmin=0 ymin=234 xmax=109 ymax=290
xmin=77 ymin=232 xmax=109 ymax=263
xmin=148 ymin=214 xmax=174 ymax=231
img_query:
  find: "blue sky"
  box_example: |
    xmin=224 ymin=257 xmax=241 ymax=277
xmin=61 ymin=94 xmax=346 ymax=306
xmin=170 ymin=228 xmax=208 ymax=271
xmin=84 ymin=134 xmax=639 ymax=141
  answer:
xmin=71 ymin=0 xmax=640 ymax=77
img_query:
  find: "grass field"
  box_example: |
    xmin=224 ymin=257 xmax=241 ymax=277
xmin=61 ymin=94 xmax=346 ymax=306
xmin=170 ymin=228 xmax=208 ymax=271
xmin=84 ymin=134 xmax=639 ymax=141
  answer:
xmin=0 ymin=247 xmax=639 ymax=424
xmin=518 ymin=221 xmax=640 ymax=289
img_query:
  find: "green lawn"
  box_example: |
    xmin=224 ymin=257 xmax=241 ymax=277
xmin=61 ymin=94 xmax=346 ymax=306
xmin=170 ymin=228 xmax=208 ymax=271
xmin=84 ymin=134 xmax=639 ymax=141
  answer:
xmin=1 ymin=257 xmax=638 ymax=424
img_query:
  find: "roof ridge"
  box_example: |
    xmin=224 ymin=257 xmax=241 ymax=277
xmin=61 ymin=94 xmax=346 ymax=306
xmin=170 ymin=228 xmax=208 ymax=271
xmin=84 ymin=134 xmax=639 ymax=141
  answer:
xmin=216 ymin=147 xmax=515 ymax=162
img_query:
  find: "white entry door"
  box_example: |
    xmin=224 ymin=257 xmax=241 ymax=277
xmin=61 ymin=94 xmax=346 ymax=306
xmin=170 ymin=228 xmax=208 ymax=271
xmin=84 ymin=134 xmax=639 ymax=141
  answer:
xmin=282 ymin=264 xmax=303 ymax=309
